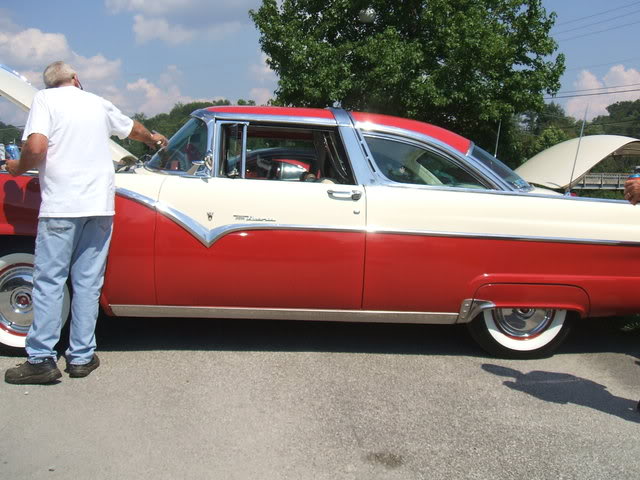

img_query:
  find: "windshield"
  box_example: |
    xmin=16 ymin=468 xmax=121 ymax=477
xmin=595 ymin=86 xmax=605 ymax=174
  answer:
xmin=471 ymin=145 xmax=531 ymax=191
xmin=146 ymin=117 xmax=208 ymax=173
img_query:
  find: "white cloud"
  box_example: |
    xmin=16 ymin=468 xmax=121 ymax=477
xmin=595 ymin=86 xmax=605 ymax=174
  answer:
xmin=250 ymin=52 xmax=277 ymax=84
xmin=565 ymin=65 xmax=640 ymax=120
xmin=249 ymin=88 xmax=272 ymax=106
xmin=106 ymin=0 xmax=260 ymax=45
xmin=125 ymin=66 xmax=198 ymax=115
xmin=0 ymin=28 xmax=70 ymax=69
xmin=133 ymin=15 xmax=195 ymax=45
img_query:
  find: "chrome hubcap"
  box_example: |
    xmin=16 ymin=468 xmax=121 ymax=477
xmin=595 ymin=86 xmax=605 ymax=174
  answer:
xmin=492 ymin=308 xmax=554 ymax=339
xmin=0 ymin=263 xmax=34 ymax=335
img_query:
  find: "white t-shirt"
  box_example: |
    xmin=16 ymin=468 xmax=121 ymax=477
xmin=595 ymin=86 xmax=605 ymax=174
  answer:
xmin=22 ymin=86 xmax=134 ymax=217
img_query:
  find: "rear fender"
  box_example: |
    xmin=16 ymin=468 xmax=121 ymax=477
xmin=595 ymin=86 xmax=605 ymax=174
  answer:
xmin=471 ymin=283 xmax=590 ymax=318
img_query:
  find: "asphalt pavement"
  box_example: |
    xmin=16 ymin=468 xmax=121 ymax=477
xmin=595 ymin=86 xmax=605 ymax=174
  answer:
xmin=1 ymin=317 xmax=639 ymax=479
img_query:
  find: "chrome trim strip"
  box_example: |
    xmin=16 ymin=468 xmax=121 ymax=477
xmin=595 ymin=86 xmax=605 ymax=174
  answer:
xmin=109 ymin=304 xmax=459 ymax=324
xmin=117 ymin=188 xmax=157 ymax=209
xmin=458 ymin=299 xmax=495 ymax=323
xmin=367 ymin=226 xmax=640 ymax=247
xmin=202 ymin=111 xmax=338 ymax=127
xmin=115 ymin=188 xmax=640 ymax=248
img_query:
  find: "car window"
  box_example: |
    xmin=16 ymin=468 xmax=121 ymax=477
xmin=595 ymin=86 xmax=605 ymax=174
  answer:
xmin=147 ymin=118 xmax=208 ymax=174
xmin=364 ymin=135 xmax=487 ymax=189
xmin=219 ymin=124 xmax=355 ymax=185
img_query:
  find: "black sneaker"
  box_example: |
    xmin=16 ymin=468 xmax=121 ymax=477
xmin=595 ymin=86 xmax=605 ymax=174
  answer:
xmin=5 ymin=358 xmax=62 ymax=385
xmin=65 ymin=354 xmax=100 ymax=378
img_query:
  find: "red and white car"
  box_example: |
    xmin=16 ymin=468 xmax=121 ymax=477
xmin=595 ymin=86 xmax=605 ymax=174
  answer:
xmin=2 ymin=68 xmax=640 ymax=358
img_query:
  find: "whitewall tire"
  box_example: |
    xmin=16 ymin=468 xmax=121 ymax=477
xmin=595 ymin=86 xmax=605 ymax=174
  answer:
xmin=468 ymin=307 xmax=572 ymax=359
xmin=0 ymin=251 xmax=70 ymax=351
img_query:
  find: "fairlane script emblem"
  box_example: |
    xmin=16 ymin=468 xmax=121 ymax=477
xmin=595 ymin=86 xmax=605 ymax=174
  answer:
xmin=233 ymin=215 xmax=276 ymax=222
xmin=207 ymin=212 xmax=214 ymax=221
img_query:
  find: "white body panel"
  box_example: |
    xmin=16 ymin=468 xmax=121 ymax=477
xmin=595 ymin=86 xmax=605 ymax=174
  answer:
xmin=365 ymin=185 xmax=640 ymax=242
xmin=157 ymin=176 xmax=365 ymax=233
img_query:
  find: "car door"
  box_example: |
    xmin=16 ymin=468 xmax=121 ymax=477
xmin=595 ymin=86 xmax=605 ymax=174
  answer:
xmin=154 ymin=121 xmax=366 ymax=310
xmin=360 ymin=133 xmax=510 ymax=316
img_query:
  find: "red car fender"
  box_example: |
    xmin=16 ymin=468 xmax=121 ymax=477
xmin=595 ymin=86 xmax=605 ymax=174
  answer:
xmin=473 ymin=283 xmax=591 ymax=318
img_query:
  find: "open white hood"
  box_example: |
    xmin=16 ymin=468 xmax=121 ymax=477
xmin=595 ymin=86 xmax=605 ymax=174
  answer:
xmin=515 ymin=135 xmax=640 ymax=190
xmin=0 ymin=64 xmax=136 ymax=164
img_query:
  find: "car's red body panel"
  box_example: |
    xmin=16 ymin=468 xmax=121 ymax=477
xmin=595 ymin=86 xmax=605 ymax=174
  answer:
xmin=0 ymin=175 xmax=39 ymax=236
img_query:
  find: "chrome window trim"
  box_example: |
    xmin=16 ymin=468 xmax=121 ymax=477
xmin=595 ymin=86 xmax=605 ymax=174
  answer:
xmin=199 ymin=111 xmax=338 ymax=127
xmin=108 ymin=304 xmax=459 ymax=324
xmin=116 ymin=187 xmax=640 ymax=248
xmin=362 ymin=131 xmax=499 ymax=190
xmin=353 ymin=121 xmax=517 ymax=191
xmin=215 ymin=121 xmax=249 ymax=179
xmin=142 ymin=115 xmax=214 ymax=179
xmin=359 ymin=130 xmax=507 ymax=191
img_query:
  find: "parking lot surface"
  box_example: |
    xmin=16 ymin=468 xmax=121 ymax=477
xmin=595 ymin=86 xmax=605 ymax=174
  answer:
xmin=1 ymin=317 xmax=639 ymax=479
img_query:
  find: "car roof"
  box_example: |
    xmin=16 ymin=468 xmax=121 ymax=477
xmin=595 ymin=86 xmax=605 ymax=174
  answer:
xmin=206 ymin=106 xmax=473 ymax=155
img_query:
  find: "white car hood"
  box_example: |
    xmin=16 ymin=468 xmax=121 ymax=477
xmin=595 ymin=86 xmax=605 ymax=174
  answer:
xmin=515 ymin=135 xmax=640 ymax=190
xmin=0 ymin=65 xmax=136 ymax=164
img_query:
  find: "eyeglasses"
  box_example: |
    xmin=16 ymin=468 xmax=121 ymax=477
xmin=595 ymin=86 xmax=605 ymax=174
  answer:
xmin=74 ymin=75 xmax=83 ymax=90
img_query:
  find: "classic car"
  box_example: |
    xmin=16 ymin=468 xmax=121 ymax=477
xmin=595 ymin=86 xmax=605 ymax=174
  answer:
xmin=1 ymin=69 xmax=640 ymax=359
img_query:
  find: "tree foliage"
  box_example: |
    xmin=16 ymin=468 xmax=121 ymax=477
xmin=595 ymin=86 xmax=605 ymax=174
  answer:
xmin=250 ymin=0 xmax=565 ymax=148
xmin=0 ymin=121 xmax=22 ymax=146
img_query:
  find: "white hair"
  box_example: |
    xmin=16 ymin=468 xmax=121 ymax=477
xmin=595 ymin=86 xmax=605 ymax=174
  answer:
xmin=43 ymin=61 xmax=77 ymax=88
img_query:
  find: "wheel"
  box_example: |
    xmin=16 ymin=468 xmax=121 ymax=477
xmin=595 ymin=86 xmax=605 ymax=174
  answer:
xmin=467 ymin=307 xmax=571 ymax=359
xmin=0 ymin=250 xmax=71 ymax=352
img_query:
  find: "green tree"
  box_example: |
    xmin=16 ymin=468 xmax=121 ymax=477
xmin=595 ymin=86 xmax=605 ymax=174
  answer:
xmin=0 ymin=121 xmax=22 ymax=146
xmin=590 ymin=99 xmax=640 ymax=138
xmin=251 ymin=0 xmax=565 ymax=146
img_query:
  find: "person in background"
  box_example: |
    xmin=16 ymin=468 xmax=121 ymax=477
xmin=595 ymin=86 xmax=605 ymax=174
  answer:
xmin=4 ymin=61 xmax=168 ymax=385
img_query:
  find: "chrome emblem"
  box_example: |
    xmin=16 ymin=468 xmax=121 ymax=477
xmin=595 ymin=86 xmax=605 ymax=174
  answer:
xmin=233 ymin=215 xmax=276 ymax=222
xmin=207 ymin=212 xmax=214 ymax=221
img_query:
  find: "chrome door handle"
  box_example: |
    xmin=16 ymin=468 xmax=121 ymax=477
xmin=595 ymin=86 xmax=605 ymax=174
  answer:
xmin=327 ymin=189 xmax=362 ymax=201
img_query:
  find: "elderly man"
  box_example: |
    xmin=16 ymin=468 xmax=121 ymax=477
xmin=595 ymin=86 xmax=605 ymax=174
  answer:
xmin=4 ymin=61 xmax=168 ymax=384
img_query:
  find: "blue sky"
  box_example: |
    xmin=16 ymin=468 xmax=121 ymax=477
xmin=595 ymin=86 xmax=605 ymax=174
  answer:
xmin=0 ymin=1 xmax=639 ymax=126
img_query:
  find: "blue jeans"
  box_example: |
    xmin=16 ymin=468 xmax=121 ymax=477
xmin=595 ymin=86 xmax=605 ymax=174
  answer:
xmin=26 ymin=216 xmax=114 ymax=365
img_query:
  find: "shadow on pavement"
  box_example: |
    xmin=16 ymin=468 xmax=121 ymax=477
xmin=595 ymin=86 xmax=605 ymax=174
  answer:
xmin=94 ymin=314 xmax=640 ymax=358
xmin=95 ymin=316 xmax=479 ymax=356
xmin=482 ymin=363 xmax=640 ymax=423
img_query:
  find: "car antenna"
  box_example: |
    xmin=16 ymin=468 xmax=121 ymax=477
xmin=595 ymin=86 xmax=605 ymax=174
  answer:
xmin=566 ymin=105 xmax=589 ymax=195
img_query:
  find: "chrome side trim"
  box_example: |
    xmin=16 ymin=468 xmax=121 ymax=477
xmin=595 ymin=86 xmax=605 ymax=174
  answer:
xmin=109 ymin=304 xmax=459 ymax=324
xmin=115 ymin=188 xmax=640 ymax=248
xmin=117 ymin=188 xmax=157 ymax=209
xmin=458 ymin=299 xmax=495 ymax=323
xmin=366 ymin=226 xmax=640 ymax=247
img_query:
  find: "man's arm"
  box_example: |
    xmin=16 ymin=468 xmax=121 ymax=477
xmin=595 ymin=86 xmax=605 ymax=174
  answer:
xmin=6 ymin=133 xmax=48 ymax=176
xmin=128 ymin=120 xmax=168 ymax=149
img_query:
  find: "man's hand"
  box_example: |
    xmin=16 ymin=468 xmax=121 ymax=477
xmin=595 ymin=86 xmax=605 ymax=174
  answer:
xmin=129 ymin=120 xmax=168 ymax=150
xmin=148 ymin=132 xmax=169 ymax=150
xmin=624 ymin=177 xmax=640 ymax=205
xmin=5 ymin=159 xmax=21 ymax=176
